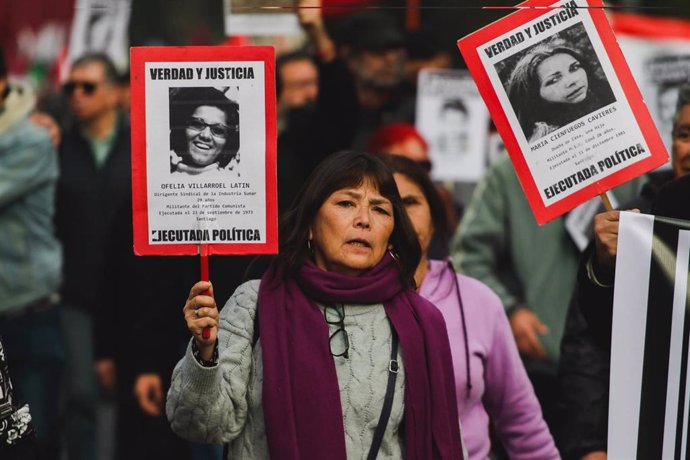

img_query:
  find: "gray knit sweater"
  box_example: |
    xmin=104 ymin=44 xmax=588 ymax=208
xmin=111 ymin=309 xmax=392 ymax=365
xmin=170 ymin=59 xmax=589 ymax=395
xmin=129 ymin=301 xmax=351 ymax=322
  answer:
xmin=166 ymin=280 xmax=406 ymax=459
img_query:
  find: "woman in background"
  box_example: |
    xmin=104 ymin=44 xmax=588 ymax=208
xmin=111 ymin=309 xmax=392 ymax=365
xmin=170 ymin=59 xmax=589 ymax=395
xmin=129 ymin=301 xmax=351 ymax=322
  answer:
xmin=382 ymin=154 xmax=559 ymax=460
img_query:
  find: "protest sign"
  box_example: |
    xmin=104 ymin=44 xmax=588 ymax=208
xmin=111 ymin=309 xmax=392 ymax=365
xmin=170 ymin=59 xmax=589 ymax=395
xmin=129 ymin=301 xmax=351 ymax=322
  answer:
xmin=416 ymin=69 xmax=490 ymax=182
xmin=68 ymin=0 xmax=131 ymax=72
xmin=130 ymin=46 xmax=277 ymax=256
xmin=609 ymin=212 xmax=690 ymax=459
xmin=458 ymin=0 xmax=668 ymax=224
xmin=224 ymin=0 xmax=300 ymax=36
xmin=612 ymin=13 xmax=690 ymax=156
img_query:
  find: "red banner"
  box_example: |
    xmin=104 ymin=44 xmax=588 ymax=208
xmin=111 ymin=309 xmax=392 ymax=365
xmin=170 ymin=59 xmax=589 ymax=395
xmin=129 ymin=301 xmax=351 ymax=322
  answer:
xmin=0 ymin=0 xmax=73 ymax=83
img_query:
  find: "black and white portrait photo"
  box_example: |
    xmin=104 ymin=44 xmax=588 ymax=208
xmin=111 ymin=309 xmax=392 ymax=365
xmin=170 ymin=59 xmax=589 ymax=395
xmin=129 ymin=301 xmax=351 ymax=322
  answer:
xmin=495 ymin=23 xmax=616 ymax=143
xmin=168 ymin=86 xmax=241 ymax=176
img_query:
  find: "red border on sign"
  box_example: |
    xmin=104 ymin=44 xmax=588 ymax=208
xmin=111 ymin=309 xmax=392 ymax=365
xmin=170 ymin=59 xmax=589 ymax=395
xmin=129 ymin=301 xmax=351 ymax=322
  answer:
xmin=457 ymin=0 xmax=668 ymax=224
xmin=611 ymin=12 xmax=690 ymax=40
xmin=130 ymin=46 xmax=278 ymax=255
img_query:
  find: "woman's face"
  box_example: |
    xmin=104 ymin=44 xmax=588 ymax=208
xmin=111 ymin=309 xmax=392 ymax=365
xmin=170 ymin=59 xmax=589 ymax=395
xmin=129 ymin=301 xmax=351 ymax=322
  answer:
xmin=394 ymin=173 xmax=433 ymax=259
xmin=536 ymin=53 xmax=589 ymax=104
xmin=309 ymin=179 xmax=394 ymax=276
xmin=184 ymin=105 xmax=228 ymax=166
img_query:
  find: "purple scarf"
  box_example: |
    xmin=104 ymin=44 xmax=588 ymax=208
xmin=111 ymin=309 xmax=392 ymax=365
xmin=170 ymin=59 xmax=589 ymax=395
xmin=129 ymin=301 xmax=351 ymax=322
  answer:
xmin=258 ymin=253 xmax=464 ymax=459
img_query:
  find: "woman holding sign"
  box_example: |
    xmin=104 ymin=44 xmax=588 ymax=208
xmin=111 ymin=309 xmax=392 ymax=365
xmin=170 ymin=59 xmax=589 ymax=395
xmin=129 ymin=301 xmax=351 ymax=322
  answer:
xmin=169 ymin=86 xmax=240 ymax=176
xmin=166 ymin=151 xmax=465 ymax=459
xmin=507 ymin=39 xmax=615 ymax=143
xmin=382 ymin=154 xmax=559 ymax=460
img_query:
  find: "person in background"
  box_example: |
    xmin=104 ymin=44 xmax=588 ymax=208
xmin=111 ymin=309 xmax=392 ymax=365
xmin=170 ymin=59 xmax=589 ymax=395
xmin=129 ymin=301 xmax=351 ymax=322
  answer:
xmin=276 ymin=50 xmax=319 ymax=133
xmin=167 ymin=150 xmax=466 ymax=459
xmin=0 ymin=45 xmax=62 ymax=460
xmin=451 ymin=148 xmax=644 ymax=443
xmin=383 ymin=154 xmax=559 ymax=460
xmin=368 ymin=122 xmax=462 ymax=258
xmin=274 ymin=49 xmax=323 ymax=215
xmin=559 ymin=82 xmax=690 ymax=460
xmin=56 ymin=52 xmax=131 ymax=460
xmin=401 ymin=29 xmax=453 ymax=98
xmin=298 ymin=0 xmax=414 ymax=150
xmin=117 ymin=69 xmax=131 ymax=117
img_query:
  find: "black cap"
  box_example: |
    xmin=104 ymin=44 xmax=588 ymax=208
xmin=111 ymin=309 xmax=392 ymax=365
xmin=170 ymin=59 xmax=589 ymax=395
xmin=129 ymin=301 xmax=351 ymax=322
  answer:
xmin=342 ymin=12 xmax=405 ymax=51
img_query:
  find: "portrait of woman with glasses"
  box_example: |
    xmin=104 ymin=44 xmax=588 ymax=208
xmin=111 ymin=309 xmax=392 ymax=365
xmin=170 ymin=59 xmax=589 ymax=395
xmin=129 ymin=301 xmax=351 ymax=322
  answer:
xmin=166 ymin=151 xmax=466 ymax=459
xmin=168 ymin=86 xmax=240 ymax=176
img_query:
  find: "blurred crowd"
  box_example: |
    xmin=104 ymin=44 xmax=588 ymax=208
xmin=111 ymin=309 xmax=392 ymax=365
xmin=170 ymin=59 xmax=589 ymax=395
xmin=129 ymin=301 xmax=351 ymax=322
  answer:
xmin=1 ymin=1 xmax=689 ymax=460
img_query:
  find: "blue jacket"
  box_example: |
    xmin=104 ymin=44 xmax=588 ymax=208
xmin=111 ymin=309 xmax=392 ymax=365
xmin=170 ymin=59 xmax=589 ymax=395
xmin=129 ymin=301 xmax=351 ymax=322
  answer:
xmin=0 ymin=85 xmax=62 ymax=314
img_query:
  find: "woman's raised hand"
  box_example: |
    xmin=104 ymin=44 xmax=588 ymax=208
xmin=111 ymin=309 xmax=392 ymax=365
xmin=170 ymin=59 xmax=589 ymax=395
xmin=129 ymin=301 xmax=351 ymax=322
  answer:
xmin=183 ymin=281 xmax=218 ymax=360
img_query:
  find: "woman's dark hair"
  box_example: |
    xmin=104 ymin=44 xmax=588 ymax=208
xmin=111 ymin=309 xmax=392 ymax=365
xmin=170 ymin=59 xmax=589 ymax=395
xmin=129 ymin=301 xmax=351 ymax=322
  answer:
xmin=507 ymin=40 xmax=596 ymax=138
xmin=274 ymin=150 xmax=421 ymax=287
xmin=169 ymin=87 xmax=240 ymax=168
xmin=377 ymin=154 xmax=448 ymax=255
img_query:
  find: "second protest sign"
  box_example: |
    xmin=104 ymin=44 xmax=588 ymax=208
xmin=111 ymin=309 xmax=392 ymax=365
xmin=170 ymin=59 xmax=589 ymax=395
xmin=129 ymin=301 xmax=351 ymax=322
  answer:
xmin=458 ymin=0 xmax=668 ymax=224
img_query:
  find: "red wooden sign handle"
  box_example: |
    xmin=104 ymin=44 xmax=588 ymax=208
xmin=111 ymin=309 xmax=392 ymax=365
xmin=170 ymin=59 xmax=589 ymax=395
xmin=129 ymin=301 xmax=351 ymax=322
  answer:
xmin=199 ymin=244 xmax=212 ymax=339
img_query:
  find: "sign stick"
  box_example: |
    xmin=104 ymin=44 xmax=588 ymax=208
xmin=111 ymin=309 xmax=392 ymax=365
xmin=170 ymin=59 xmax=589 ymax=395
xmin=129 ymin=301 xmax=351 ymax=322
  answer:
xmin=600 ymin=192 xmax=614 ymax=212
xmin=199 ymin=243 xmax=212 ymax=339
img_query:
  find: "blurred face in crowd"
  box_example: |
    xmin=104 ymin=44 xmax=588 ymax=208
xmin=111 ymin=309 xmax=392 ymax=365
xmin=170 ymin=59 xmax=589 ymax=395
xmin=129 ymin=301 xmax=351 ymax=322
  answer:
xmin=66 ymin=62 xmax=118 ymax=123
xmin=278 ymin=59 xmax=318 ymax=113
xmin=184 ymin=105 xmax=229 ymax=167
xmin=537 ymin=53 xmax=589 ymax=104
xmin=672 ymin=104 xmax=690 ymax=178
xmin=349 ymin=47 xmax=406 ymax=90
xmin=394 ymin=173 xmax=433 ymax=258
xmin=309 ymin=179 xmax=394 ymax=276
xmin=437 ymin=106 xmax=468 ymax=155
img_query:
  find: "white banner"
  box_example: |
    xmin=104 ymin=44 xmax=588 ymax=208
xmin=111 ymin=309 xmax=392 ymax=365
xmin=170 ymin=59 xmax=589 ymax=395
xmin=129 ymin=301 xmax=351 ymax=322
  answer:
xmin=610 ymin=212 xmax=690 ymax=459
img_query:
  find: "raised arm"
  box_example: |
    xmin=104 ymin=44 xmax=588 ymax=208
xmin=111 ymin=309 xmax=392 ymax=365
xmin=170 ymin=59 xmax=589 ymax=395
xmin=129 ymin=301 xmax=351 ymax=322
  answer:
xmin=166 ymin=280 xmax=259 ymax=444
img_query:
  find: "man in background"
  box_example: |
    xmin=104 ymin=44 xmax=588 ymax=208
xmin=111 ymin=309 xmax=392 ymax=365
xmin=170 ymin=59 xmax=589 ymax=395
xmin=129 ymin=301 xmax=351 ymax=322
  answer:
xmin=276 ymin=50 xmax=319 ymax=134
xmin=0 ymin=46 xmax=62 ymax=460
xmin=298 ymin=0 xmax=414 ymax=150
xmin=560 ymin=82 xmax=690 ymax=460
xmin=56 ymin=52 xmax=131 ymax=460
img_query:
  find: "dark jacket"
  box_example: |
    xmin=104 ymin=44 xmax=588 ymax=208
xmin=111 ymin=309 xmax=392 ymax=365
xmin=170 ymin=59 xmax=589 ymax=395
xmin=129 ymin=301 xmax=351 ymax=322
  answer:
xmin=559 ymin=170 xmax=675 ymax=458
xmin=55 ymin=115 xmax=131 ymax=312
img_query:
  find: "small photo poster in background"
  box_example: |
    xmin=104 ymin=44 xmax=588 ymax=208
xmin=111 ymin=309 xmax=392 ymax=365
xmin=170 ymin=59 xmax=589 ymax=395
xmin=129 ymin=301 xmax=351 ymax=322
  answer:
xmin=416 ymin=69 xmax=490 ymax=182
xmin=457 ymin=0 xmax=668 ymax=224
xmin=224 ymin=0 xmax=301 ymax=36
xmin=130 ymin=46 xmax=277 ymax=256
xmin=612 ymin=13 xmax=690 ymax=155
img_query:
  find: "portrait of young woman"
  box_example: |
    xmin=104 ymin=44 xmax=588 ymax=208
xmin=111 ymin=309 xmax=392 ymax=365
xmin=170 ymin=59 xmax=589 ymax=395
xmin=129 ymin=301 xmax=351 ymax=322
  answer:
xmin=501 ymin=27 xmax=616 ymax=143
